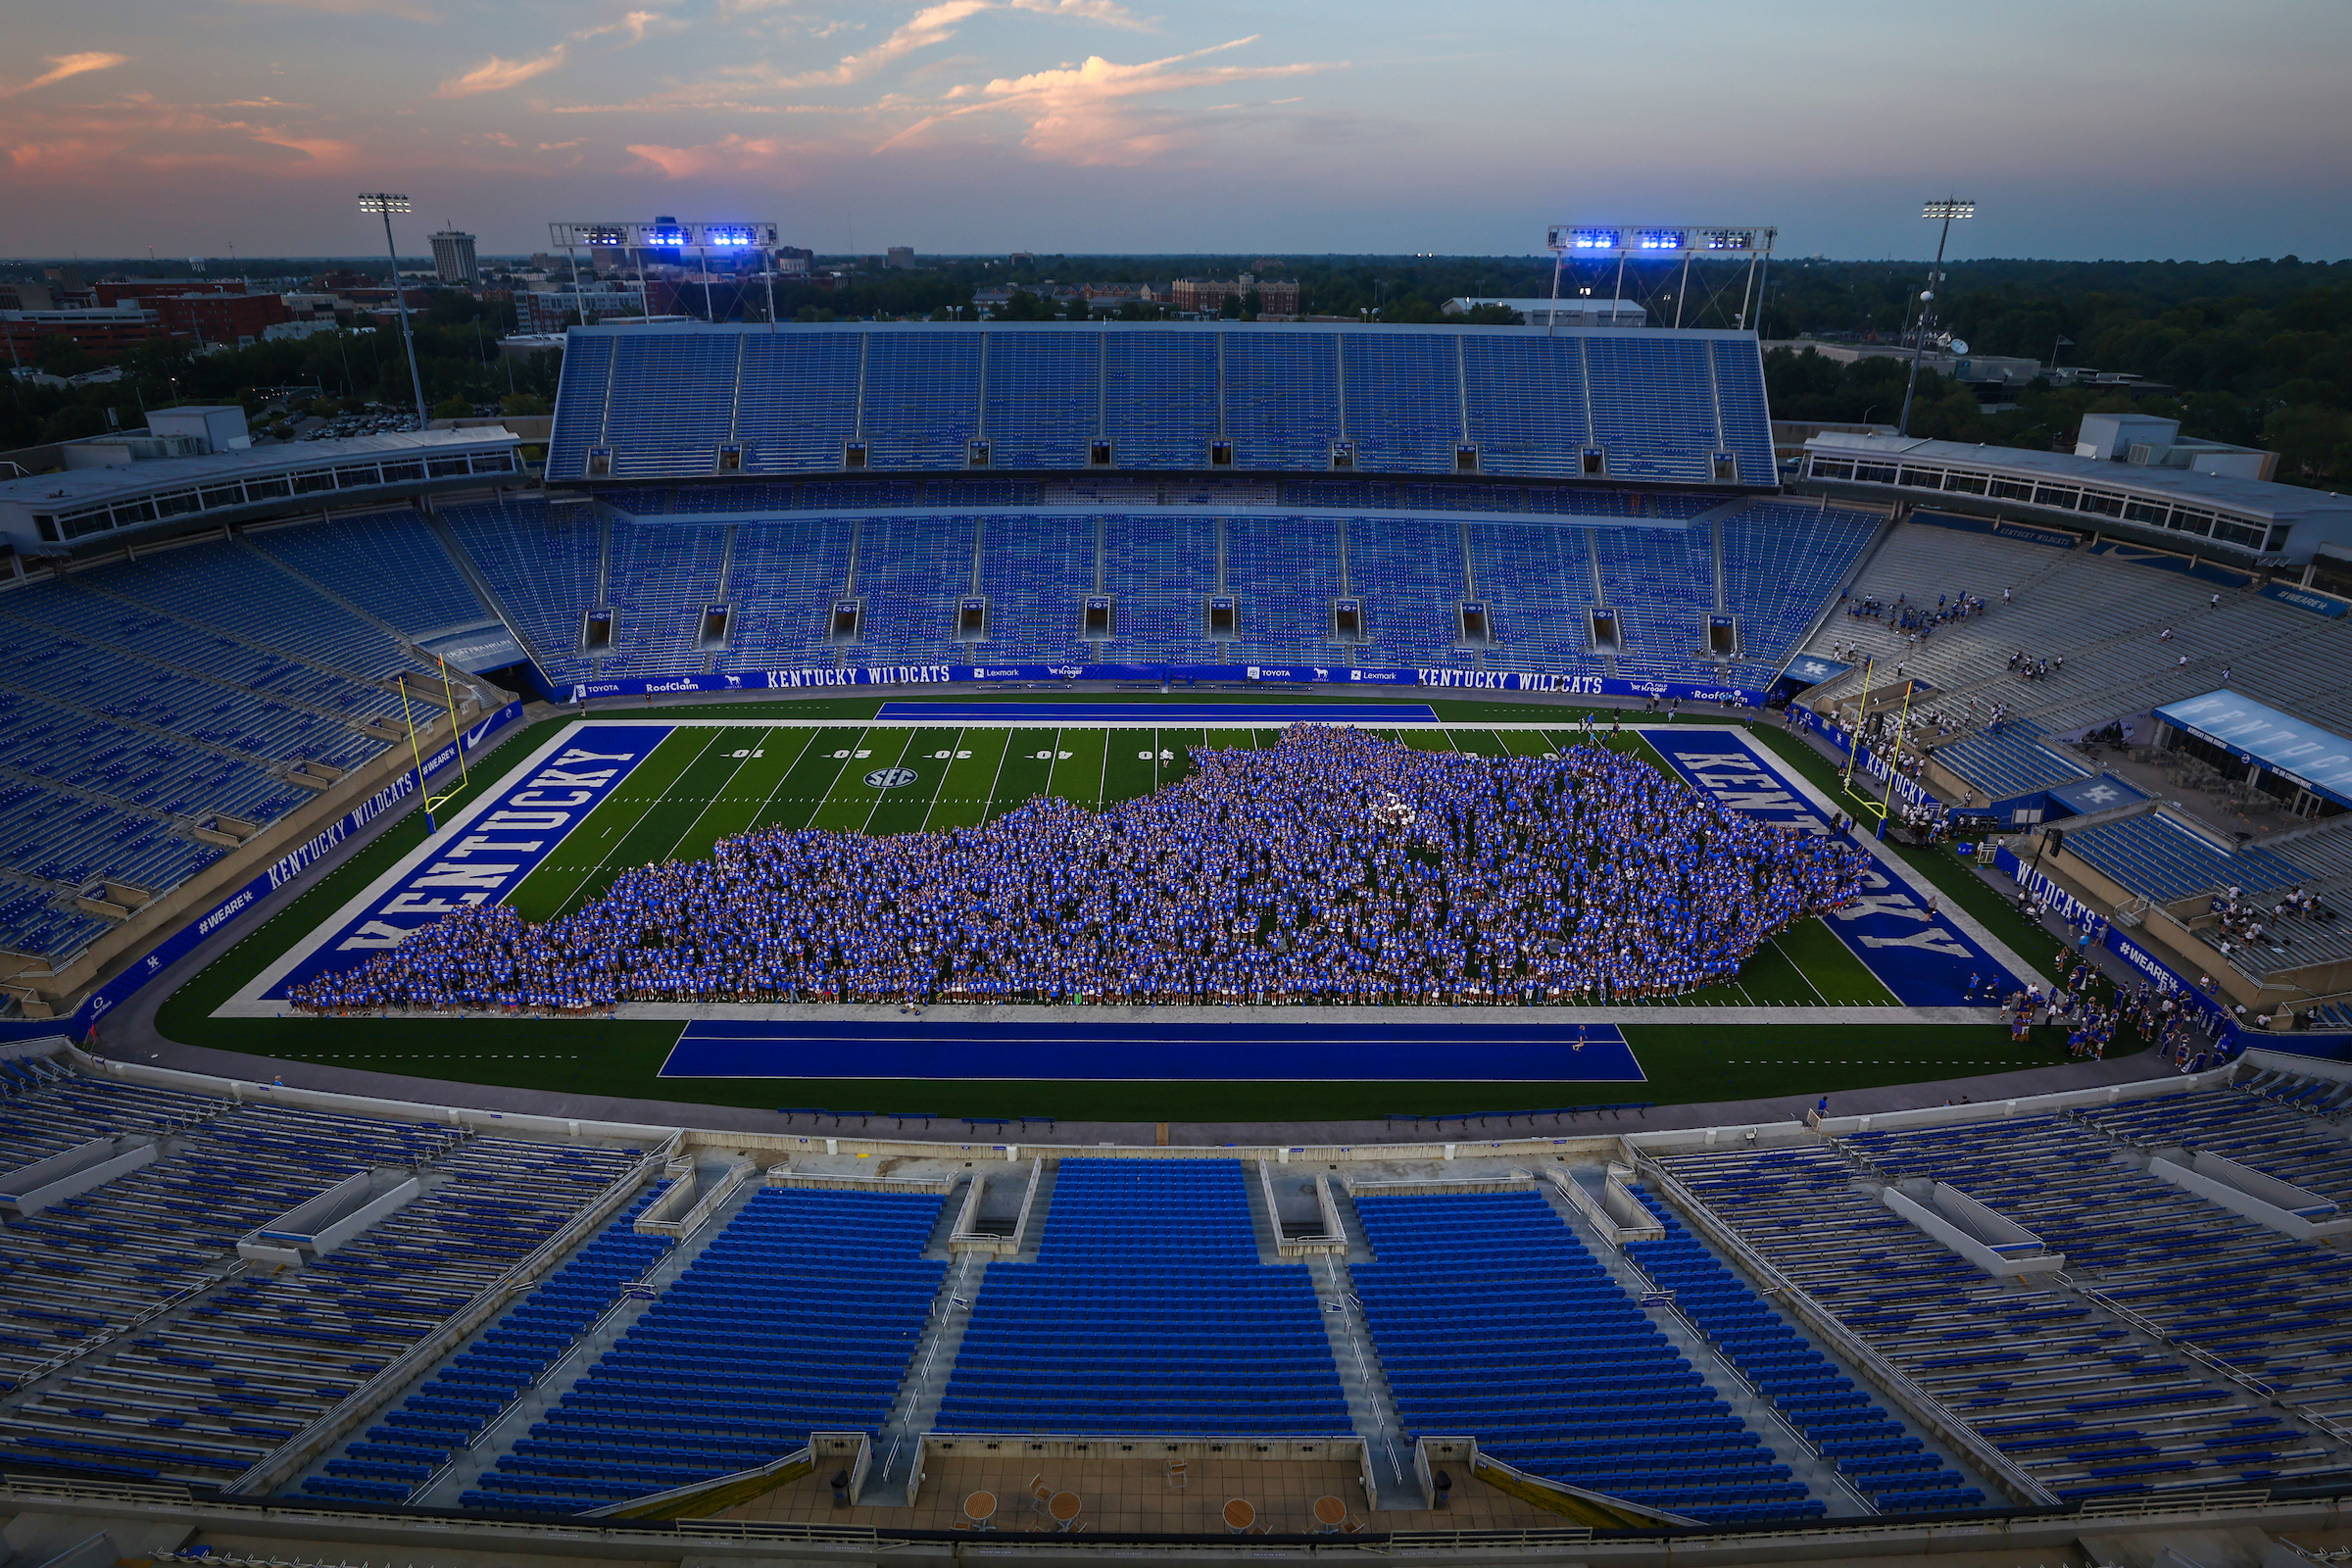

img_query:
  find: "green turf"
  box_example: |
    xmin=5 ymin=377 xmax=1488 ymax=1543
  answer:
xmin=1046 ymin=725 xmax=1109 ymax=808
xmin=750 ymin=724 xmax=867 ymax=833
xmin=150 ymin=694 xmax=2130 ymax=1121
xmin=923 ymin=728 xmax=1010 ymax=831
xmin=670 ymin=726 xmax=807 ymax=858
xmin=986 ymin=729 xmax=1058 ymax=821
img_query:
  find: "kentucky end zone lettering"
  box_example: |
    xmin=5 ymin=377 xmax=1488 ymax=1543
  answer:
xmin=1642 ymin=730 xmax=2019 ymax=1006
xmin=260 ymin=724 xmax=659 ymax=998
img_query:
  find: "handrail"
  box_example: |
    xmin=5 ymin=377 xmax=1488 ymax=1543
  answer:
xmin=1634 ymin=1154 xmax=2060 ymax=1507
xmin=223 ymin=1152 xmax=662 ymax=1496
xmin=2061 ymin=1273 xmax=2352 ymax=1448
xmin=6 ymin=1264 xmax=245 ymax=1393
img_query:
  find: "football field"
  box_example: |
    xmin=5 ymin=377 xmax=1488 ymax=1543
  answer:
xmin=501 ymin=718 xmax=1902 ymax=1009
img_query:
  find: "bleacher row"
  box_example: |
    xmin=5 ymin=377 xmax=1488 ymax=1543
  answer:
xmin=0 ymin=512 xmax=493 ymax=971
xmin=0 ymin=1066 xmax=647 ymax=1488
xmin=313 ymin=1183 xmax=674 ymax=1503
xmin=1620 ymin=1187 xmax=1986 ymax=1513
xmin=437 ymin=496 xmax=1877 ymax=687
xmin=1805 ymin=516 xmax=2352 ymax=747
xmin=1661 ymin=1086 xmax=2352 ymax=1503
xmin=1351 ymin=1189 xmax=1818 ymax=1525
xmin=938 ymin=1160 xmax=1348 ymax=1437
xmin=545 ymin=323 xmax=1778 ymax=487
xmin=468 ymin=1184 xmax=944 ymax=1511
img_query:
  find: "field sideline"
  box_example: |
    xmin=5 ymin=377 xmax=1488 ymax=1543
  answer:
xmin=148 ymin=691 xmax=2112 ymax=1121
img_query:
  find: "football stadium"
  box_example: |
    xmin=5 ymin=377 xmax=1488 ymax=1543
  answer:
xmin=4 ymin=306 xmax=2352 ymax=1566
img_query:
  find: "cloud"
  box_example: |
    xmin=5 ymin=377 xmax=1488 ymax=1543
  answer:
xmin=436 ymin=8 xmax=675 ymax=97
xmin=439 ymin=46 xmax=570 ymax=96
xmin=577 ymin=9 xmax=668 ymax=43
xmin=625 ymin=131 xmax=791 ymax=176
xmin=885 ymin=36 xmax=1338 ymax=164
xmin=776 ymin=0 xmax=1144 ymax=87
xmin=5 ymin=53 xmax=129 ymax=96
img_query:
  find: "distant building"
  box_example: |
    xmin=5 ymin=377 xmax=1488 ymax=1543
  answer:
xmin=2074 ymin=413 xmax=2276 ymax=482
xmin=776 ymin=247 xmax=814 ymax=276
xmin=519 ymin=284 xmax=650 ymax=333
xmin=92 ymin=278 xmax=249 ymax=308
xmin=885 ymin=246 xmax=916 ymax=270
xmin=0 ymin=307 xmax=167 ymax=363
xmin=1443 ymin=296 xmax=1645 ymax=327
xmin=1169 ymin=273 xmax=1299 ymax=316
xmin=430 ymin=229 xmax=480 ymax=286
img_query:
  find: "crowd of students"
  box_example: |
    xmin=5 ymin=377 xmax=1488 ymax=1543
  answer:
xmin=287 ymin=725 xmax=1872 ymax=1015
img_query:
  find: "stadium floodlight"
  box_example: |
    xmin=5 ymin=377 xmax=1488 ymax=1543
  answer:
xmin=357 ymin=193 xmax=430 ymax=431
xmin=1544 ymin=222 xmax=1777 ymax=333
xmin=549 ymin=220 xmax=784 ymax=326
xmin=1899 ymin=197 xmax=1977 ymax=436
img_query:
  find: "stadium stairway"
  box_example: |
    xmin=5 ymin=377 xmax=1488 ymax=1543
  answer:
xmin=1527 ymin=1177 xmax=1862 ymax=1513
xmin=864 ymin=1250 xmax=987 ymax=1502
xmin=412 ymin=1154 xmax=763 ymax=1509
xmin=1316 ymin=1185 xmax=1429 ymax=1505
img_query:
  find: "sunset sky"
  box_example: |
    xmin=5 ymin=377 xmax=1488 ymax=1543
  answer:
xmin=4 ymin=0 xmax=2348 ymax=261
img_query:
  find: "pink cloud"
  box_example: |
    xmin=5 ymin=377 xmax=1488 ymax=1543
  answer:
xmin=5 ymin=52 xmax=130 ymax=96
xmin=438 ymin=48 xmax=569 ymax=97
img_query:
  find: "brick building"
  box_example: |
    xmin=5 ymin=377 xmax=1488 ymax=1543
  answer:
xmin=1168 ymin=273 xmax=1299 ymax=317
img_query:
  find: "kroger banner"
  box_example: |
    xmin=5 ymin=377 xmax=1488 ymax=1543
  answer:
xmin=566 ymin=663 xmax=1763 ymax=705
xmin=69 ymin=701 xmax=528 ymax=1040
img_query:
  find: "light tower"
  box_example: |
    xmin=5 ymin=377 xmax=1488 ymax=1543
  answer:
xmin=1897 ymin=198 xmax=1974 ymax=437
xmin=358 ymin=193 xmax=431 ymax=430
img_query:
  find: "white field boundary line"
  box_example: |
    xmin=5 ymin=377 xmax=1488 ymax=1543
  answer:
xmin=219 ymin=718 xmax=641 ymax=1016
xmin=1644 ymin=723 xmax=2041 ymax=985
xmin=216 ymin=716 xmax=1979 ymax=1022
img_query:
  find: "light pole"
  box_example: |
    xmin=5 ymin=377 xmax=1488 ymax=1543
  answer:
xmin=358 ymin=193 xmax=431 ymax=430
xmin=1898 ymin=198 xmax=1973 ymax=437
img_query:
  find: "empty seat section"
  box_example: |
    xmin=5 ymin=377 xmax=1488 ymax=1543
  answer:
xmin=251 ymin=509 xmax=490 ymax=637
xmin=544 ymin=331 xmax=615 ymax=482
xmin=970 ymin=514 xmax=1096 ymax=662
xmin=938 ymin=1160 xmax=1348 ymax=1436
xmin=1351 ymin=1189 xmax=1817 ymax=1524
xmin=471 ymin=1186 xmax=945 ymax=1512
xmin=1343 ymin=335 xmax=1458 ymax=474
xmin=1103 ymin=331 xmax=1219 ymax=468
xmin=1462 ymin=335 xmax=1591 ymax=479
xmin=863 ymin=334 xmax=981 ymax=470
xmin=1224 ymin=334 xmax=1341 ymax=470
xmin=1224 ymin=515 xmax=1344 ymax=664
xmin=1347 ymin=515 xmax=1468 ymax=666
xmin=984 ymin=333 xmax=1099 ymax=470
xmin=1099 ymin=514 xmax=1218 ymax=663
xmin=1584 ymin=336 xmax=1718 ymax=483
xmin=602 ymin=333 xmax=743 ymax=478
xmin=1620 ymin=1186 xmax=1984 ymax=1512
xmin=715 ymin=516 xmax=858 ymax=670
xmin=738 ymin=334 xmax=863 ymax=473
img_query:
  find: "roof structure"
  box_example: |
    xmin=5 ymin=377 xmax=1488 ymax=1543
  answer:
xmin=2155 ymin=688 xmax=2352 ymax=810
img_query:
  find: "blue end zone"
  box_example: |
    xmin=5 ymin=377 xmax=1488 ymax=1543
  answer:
xmin=660 ymin=1018 xmax=1640 ymax=1081
xmin=871 ymin=703 xmax=1441 ymax=723
xmin=1642 ymin=728 xmax=2020 ymax=1006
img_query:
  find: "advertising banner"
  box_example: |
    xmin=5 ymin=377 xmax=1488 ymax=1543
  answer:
xmin=564 ymin=663 xmax=1765 ymax=706
xmin=68 ymin=701 xmax=529 ymax=1040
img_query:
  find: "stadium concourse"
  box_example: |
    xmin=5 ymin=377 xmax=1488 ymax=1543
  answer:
xmin=5 ymin=1040 xmax=2352 ymax=1560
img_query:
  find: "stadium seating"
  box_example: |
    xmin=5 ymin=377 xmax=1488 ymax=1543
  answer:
xmin=0 ymin=1068 xmax=642 ymax=1487
xmin=1620 ymin=1186 xmax=1985 ymax=1513
xmin=1659 ymin=1135 xmax=2330 ymax=1501
xmin=544 ymin=323 xmax=1777 ymax=487
xmin=2061 ymin=812 xmax=2308 ymax=903
xmin=938 ymin=1160 xmax=1349 ymax=1436
xmin=1925 ymin=719 xmax=2090 ymax=803
xmin=1802 ymin=516 xmax=2352 ymax=743
xmin=249 ymin=509 xmax=494 ymax=640
xmin=473 ymin=1185 xmax=945 ymax=1510
xmin=317 ymin=1184 xmax=674 ymax=1505
xmin=1350 ymin=1189 xmax=1818 ymax=1524
xmin=0 ymin=521 xmax=477 ymax=971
